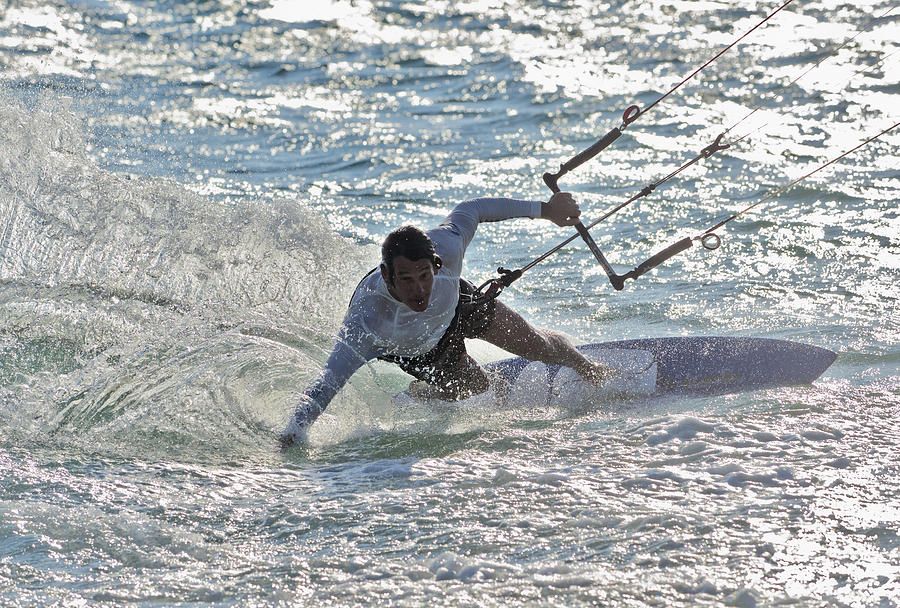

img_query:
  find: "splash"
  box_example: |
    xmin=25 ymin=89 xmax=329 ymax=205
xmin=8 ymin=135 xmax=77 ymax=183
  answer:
xmin=0 ymin=93 xmax=373 ymax=459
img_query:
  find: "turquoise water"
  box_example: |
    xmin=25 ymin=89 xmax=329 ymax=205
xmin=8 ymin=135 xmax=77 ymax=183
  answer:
xmin=1 ymin=0 xmax=898 ymax=605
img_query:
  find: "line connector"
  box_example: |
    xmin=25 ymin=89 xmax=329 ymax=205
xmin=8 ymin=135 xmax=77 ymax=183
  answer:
xmin=701 ymin=133 xmax=730 ymax=158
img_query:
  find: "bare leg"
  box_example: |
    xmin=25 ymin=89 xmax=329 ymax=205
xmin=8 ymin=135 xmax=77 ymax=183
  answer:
xmin=480 ymin=301 xmax=615 ymax=383
xmin=408 ymin=350 xmax=490 ymax=401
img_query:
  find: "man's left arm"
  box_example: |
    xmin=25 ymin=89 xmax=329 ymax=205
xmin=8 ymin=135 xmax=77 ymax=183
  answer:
xmin=538 ymin=191 xmax=582 ymax=227
xmin=434 ymin=192 xmax=582 ymax=261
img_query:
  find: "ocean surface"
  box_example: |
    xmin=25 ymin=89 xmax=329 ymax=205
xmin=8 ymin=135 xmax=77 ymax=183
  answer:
xmin=1 ymin=0 xmax=898 ymax=605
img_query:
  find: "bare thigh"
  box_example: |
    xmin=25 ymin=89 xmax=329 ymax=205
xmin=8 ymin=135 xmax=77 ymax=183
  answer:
xmin=479 ymin=301 xmax=588 ymax=370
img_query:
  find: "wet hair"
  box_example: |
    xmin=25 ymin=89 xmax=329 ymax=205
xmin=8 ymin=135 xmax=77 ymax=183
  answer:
xmin=381 ymin=225 xmax=443 ymax=283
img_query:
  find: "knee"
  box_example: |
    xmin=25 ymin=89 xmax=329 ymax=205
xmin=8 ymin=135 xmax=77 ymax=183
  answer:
xmin=528 ymin=330 xmax=573 ymax=364
xmin=468 ymin=370 xmax=490 ymax=396
xmin=441 ymin=371 xmax=489 ymax=400
xmin=435 ymin=356 xmax=490 ymax=400
xmin=545 ymin=331 xmax=574 ymax=358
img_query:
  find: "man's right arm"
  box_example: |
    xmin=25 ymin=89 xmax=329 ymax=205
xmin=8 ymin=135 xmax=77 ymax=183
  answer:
xmin=280 ymin=329 xmax=375 ymax=445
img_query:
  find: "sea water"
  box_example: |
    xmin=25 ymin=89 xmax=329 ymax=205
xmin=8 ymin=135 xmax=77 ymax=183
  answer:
xmin=0 ymin=0 xmax=898 ymax=605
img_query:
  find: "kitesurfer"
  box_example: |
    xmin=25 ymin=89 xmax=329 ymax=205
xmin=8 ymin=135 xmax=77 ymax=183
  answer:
xmin=281 ymin=193 xmax=614 ymax=445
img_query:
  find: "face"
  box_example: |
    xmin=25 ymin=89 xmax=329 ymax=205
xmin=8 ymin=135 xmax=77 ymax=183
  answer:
xmin=382 ymin=255 xmax=435 ymax=312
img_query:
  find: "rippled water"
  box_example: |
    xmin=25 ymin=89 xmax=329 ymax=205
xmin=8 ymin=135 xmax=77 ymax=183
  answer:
xmin=1 ymin=0 xmax=898 ymax=605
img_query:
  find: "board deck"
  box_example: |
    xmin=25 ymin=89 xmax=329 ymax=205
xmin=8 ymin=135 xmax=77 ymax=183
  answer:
xmin=395 ymin=336 xmax=837 ymax=407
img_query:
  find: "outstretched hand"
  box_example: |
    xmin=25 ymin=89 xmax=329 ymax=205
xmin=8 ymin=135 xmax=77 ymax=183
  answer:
xmin=541 ymin=191 xmax=582 ymax=227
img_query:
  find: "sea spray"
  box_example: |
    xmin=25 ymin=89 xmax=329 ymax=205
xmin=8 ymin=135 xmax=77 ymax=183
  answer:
xmin=0 ymin=94 xmax=376 ymax=458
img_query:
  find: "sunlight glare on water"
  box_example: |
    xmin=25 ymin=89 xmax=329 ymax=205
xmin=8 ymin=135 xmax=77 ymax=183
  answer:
xmin=1 ymin=0 xmax=898 ymax=605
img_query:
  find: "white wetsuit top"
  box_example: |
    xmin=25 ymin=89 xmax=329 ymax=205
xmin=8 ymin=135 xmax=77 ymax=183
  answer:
xmin=289 ymin=197 xmax=543 ymax=433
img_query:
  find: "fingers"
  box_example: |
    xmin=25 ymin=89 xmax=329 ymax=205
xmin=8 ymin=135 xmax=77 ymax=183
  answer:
xmin=547 ymin=191 xmax=581 ymax=226
xmin=556 ymin=214 xmax=581 ymax=227
xmin=549 ymin=191 xmax=576 ymax=208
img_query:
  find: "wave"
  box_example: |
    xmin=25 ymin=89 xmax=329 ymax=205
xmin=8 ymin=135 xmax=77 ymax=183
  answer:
xmin=0 ymin=93 xmax=376 ymax=459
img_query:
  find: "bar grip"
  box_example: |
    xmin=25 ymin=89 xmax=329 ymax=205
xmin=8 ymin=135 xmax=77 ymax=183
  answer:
xmin=561 ymin=128 xmax=622 ymax=173
xmin=543 ymin=127 xmax=622 ymax=193
xmin=621 ymin=237 xmax=693 ymax=282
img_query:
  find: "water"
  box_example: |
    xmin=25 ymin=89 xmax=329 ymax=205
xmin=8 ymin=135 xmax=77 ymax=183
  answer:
xmin=1 ymin=0 xmax=898 ymax=605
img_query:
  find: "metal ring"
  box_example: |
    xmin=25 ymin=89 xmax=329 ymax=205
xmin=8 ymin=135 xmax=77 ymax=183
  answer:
xmin=701 ymin=233 xmax=721 ymax=250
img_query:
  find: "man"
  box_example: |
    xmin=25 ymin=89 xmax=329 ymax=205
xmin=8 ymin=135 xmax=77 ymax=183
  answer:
xmin=281 ymin=192 xmax=612 ymax=445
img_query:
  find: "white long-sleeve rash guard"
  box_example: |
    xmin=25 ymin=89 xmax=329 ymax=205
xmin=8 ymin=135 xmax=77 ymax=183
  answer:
xmin=283 ymin=197 xmax=543 ymax=440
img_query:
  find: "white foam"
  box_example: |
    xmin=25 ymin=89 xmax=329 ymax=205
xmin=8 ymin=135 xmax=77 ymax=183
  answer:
xmin=423 ymin=551 xmax=518 ymax=583
xmin=646 ymin=417 xmax=718 ymax=446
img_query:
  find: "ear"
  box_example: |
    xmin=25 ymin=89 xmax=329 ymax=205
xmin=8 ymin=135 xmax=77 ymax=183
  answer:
xmin=433 ymin=254 xmax=443 ymax=271
xmin=380 ymin=262 xmax=392 ymax=285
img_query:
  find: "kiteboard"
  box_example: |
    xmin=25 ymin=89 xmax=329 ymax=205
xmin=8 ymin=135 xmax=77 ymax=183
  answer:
xmin=394 ymin=336 xmax=836 ymax=408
